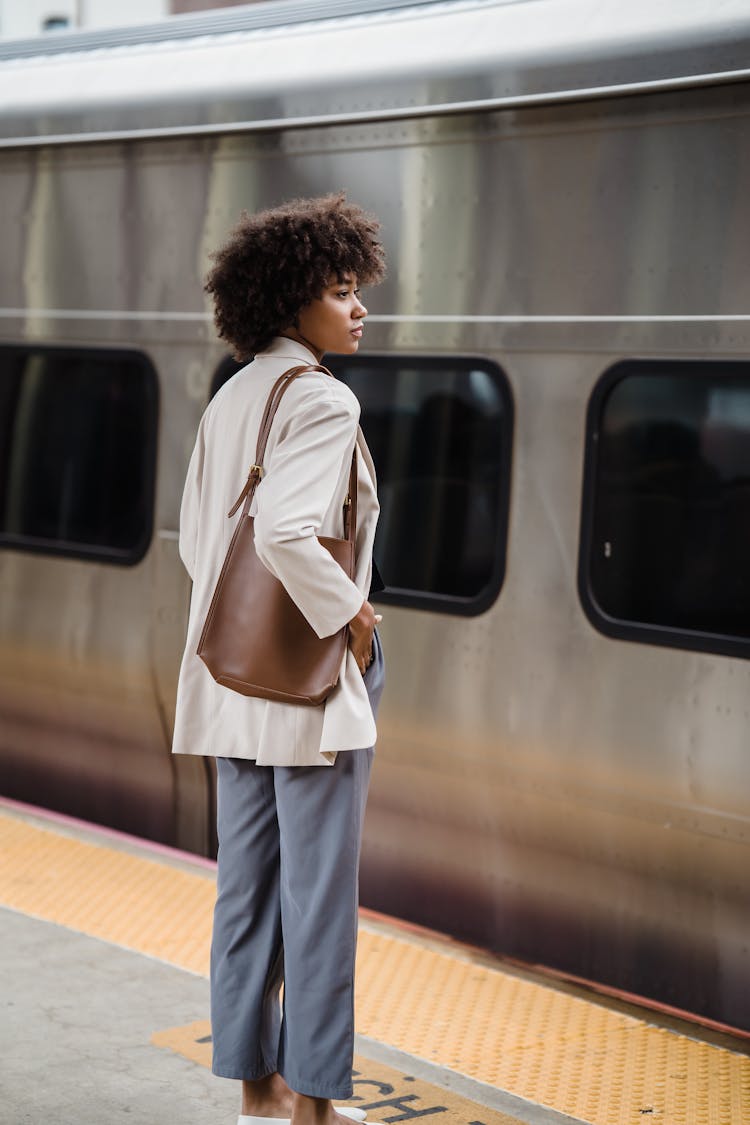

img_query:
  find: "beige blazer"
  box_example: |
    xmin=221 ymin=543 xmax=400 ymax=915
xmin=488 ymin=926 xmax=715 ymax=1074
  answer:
xmin=172 ymin=337 xmax=380 ymax=767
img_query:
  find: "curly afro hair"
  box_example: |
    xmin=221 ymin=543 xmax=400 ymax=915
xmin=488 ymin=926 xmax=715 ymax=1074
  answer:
xmin=204 ymin=193 xmax=386 ymax=361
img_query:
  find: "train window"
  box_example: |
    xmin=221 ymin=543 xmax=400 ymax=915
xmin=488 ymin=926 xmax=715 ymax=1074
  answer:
xmin=210 ymin=355 xmax=243 ymax=400
xmin=328 ymin=354 xmax=513 ymax=615
xmin=0 ymin=345 xmax=158 ymax=565
xmin=579 ymin=359 xmax=750 ymax=657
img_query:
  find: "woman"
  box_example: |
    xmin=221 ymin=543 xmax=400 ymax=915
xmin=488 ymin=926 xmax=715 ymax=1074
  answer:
xmin=173 ymin=194 xmax=387 ymax=1125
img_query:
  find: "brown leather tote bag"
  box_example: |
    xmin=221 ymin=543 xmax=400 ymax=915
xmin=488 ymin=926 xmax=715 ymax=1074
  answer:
xmin=197 ymin=364 xmax=358 ymax=706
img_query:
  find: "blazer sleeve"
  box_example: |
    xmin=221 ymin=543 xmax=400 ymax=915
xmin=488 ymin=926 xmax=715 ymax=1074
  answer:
xmin=253 ymin=384 xmax=365 ymax=639
xmin=178 ymin=412 xmax=207 ymax=582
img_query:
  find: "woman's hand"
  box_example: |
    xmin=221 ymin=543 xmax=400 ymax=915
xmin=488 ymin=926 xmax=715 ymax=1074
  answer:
xmin=348 ymin=599 xmax=382 ymax=674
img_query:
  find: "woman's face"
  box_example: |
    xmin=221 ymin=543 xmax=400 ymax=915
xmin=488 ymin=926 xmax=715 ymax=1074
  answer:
xmin=293 ymin=274 xmax=368 ymax=358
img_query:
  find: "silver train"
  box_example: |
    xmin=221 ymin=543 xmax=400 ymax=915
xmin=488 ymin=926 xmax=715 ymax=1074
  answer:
xmin=1 ymin=0 xmax=749 ymax=1032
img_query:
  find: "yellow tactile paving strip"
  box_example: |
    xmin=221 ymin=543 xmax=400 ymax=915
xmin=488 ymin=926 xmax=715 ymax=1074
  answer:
xmin=1 ymin=808 xmax=749 ymax=1125
xmin=0 ymin=812 xmax=215 ymax=974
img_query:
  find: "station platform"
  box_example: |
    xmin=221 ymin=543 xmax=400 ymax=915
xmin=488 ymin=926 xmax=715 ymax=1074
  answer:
xmin=1 ymin=796 xmax=748 ymax=1125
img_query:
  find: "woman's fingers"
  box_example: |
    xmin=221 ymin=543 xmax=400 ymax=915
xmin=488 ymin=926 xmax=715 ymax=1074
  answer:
xmin=348 ymin=601 xmax=382 ymax=673
xmin=351 ymin=635 xmax=374 ymax=675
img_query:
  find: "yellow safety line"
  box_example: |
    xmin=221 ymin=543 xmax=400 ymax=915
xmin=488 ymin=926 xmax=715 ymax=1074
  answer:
xmin=1 ymin=810 xmax=748 ymax=1125
xmin=0 ymin=812 xmax=214 ymax=973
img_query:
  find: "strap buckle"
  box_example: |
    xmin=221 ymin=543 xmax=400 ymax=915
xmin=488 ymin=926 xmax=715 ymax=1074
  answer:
xmin=250 ymin=463 xmax=264 ymax=478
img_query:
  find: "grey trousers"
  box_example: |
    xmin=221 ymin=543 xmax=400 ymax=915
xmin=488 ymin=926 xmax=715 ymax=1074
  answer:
xmin=210 ymin=633 xmax=384 ymax=1099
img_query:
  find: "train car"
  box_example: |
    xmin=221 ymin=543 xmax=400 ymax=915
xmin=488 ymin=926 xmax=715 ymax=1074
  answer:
xmin=1 ymin=0 xmax=749 ymax=1032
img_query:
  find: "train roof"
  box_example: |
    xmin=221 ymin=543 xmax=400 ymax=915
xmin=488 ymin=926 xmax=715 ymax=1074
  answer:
xmin=0 ymin=0 xmax=749 ymax=148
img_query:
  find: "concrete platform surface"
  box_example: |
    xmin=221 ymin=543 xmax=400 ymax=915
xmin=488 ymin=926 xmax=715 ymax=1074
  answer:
xmin=1 ymin=909 xmax=534 ymax=1125
xmin=1 ymin=909 xmax=235 ymax=1125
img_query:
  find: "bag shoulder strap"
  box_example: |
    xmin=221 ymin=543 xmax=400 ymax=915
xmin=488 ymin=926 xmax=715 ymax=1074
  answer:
xmin=228 ymin=364 xmax=358 ymax=546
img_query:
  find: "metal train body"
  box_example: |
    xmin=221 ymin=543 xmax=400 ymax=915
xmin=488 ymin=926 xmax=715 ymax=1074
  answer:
xmin=1 ymin=0 xmax=749 ymax=1030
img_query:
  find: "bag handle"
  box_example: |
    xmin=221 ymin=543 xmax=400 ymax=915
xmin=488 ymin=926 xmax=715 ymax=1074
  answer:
xmin=256 ymin=364 xmax=332 ymax=469
xmin=228 ymin=364 xmax=358 ymax=548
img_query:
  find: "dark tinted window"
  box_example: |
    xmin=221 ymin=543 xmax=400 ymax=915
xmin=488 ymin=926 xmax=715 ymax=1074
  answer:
xmin=0 ymin=346 xmax=158 ymax=564
xmin=210 ymin=355 xmax=243 ymax=400
xmin=329 ymin=354 xmax=512 ymax=614
xmin=580 ymin=359 xmax=750 ymax=655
